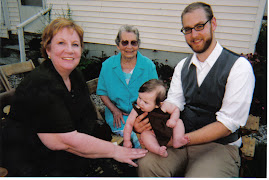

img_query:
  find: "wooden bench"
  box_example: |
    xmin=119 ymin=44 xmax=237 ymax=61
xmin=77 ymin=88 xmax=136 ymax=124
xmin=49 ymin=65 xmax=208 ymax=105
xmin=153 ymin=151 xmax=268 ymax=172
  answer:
xmin=0 ymin=89 xmax=15 ymax=177
xmin=0 ymin=60 xmax=35 ymax=91
xmin=0 ymin=67 xmax=257 ymax=176
xmin=0 ymin=87 xmax=260 ymax=176
xmin=86 ymin=78 xmax=124 ymax=145
xmin=0 ymin=78 xmax=123 ymax=176
xmin=239 ymin=114 xmax=259 ymax=177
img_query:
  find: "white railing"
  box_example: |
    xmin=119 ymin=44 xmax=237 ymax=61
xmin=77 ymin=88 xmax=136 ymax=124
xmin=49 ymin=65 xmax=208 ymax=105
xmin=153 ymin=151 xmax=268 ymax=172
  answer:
xmin=17 ymin=7 xmax=51 ymax=62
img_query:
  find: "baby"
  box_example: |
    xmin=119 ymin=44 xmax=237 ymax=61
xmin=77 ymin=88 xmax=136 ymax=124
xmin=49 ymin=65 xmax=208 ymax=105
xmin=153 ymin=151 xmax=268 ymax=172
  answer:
xmin=123 ymin=79 xmax=188 ymax=157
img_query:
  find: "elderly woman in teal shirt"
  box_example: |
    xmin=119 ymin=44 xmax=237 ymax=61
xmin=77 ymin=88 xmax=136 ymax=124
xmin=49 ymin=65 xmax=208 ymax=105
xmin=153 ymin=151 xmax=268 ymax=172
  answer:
xmin=97 ymin=25 xmax=158 ymax=148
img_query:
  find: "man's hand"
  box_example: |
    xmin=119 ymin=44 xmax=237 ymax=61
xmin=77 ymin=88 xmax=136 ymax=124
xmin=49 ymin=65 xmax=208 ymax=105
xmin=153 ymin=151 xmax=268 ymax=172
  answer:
xmin=133 ymin=112 xmax=152 ymax=133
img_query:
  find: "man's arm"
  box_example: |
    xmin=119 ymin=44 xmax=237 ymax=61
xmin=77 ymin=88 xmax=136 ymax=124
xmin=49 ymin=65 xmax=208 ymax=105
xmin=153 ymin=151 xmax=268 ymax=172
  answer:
xmin=133 ymin=59 xmax=186 ymax=134
xmin=216 ymin=57 xmax=255 ymax=132
xmin=185 ymin=58 xmax=255 ymax=145
xmin=133 ymin=112 xmax=152 ymax=133
xmin=185 ymin=121 xmax=231 ymax=145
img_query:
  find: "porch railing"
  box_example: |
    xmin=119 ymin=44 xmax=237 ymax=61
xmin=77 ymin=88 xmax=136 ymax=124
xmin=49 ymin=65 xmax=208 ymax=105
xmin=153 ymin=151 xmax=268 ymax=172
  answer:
xmin=17 ymin=7 xmax=51 ymax=62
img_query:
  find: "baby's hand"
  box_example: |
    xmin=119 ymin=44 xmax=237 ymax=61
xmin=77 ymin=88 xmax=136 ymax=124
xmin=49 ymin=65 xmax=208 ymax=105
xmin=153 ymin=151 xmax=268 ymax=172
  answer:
xmin=123 ymin=140 xmax=133 ymax=148
xmin=166 ymin=119 xmax=176 ymax=128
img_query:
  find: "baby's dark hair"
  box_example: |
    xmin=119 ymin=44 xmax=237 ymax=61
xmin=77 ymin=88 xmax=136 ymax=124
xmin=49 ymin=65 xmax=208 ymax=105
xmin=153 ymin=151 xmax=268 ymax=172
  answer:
xmin=139 ymin=79 xmax=166 ymax=106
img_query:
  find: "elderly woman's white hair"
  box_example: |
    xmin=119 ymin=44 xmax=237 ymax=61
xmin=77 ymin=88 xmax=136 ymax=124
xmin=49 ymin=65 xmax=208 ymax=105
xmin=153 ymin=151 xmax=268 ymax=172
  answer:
xmin=115 ymin=24 xmax=141 ymax=46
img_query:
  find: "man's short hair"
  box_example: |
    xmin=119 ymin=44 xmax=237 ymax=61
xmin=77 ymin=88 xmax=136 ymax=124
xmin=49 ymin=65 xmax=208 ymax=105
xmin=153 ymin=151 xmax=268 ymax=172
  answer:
xmin=181 ymin=2 xmax=214 ymax=23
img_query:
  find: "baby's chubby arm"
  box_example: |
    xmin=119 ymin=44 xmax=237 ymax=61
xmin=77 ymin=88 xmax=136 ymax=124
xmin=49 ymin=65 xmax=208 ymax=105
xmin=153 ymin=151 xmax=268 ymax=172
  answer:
xmin=161 ymin=101 xmax=180 ymax=128
xmin=123 ymin=109 xmax=138 ymax=148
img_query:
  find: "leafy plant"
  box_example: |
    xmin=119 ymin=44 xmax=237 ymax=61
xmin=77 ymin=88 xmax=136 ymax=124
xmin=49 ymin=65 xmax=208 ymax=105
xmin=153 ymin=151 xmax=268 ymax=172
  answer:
xmin=77 ymin=49 xmax=109 ymax=81
xmin=256 ymin=22 xmax=267 ymax=58
xmin=153 ymin=60 xmax=174 ymax=90
xmin=240 ymin=52 xmax=267 ymax=124
xmin=77 ymin=49 xmax=92 ymax=70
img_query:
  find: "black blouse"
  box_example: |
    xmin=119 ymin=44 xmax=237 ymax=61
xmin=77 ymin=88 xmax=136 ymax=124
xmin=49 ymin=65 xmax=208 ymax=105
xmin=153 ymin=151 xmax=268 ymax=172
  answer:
xmin=4 ymin=60 xmax=97 ymax=176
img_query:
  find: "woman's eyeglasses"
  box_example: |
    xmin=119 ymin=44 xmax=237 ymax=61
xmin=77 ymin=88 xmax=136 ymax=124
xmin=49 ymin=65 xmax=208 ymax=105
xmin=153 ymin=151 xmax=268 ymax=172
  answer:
xmin=120 ymin=40 xmax=138 ymax=47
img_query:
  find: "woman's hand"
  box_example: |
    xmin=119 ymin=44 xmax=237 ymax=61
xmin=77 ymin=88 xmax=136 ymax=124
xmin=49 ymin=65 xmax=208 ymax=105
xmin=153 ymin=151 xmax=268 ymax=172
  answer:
xmin=113 ymin=145 xmax=148 ymax=167
xmin=133 ymin=112 xmax=152 ymax=133
xmin=112 ymin=107 xmax=128 ymax=128
xmin=100 ymin=95 xmax=128 ymax=129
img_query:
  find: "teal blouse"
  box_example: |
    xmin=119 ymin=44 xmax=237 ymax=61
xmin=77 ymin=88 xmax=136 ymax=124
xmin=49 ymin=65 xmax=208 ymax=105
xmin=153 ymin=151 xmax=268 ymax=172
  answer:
xmin=97 ymin=51 xmax=158 ymax=132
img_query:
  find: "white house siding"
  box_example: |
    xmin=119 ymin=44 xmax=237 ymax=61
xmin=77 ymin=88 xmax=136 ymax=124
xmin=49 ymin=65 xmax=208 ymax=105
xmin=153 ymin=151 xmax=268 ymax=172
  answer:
xmin=46 ymin=0 xmax=266 ymax=56
xmin=6 ymin=0 xmax=20 ymax=35
xmin=0 ymin=0 xmax=9 ymax=38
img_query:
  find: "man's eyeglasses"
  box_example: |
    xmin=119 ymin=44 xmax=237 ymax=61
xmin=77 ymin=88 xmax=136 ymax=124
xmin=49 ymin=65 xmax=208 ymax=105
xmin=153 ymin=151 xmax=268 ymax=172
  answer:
xmin=121 ymin=40 xmax=138 ymax=47
xmin=181 ymin=19 xmax=211 ymax=35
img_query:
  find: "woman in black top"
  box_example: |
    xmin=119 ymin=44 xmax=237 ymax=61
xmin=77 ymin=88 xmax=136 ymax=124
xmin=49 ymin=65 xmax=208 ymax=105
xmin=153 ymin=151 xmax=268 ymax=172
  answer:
xmin=3 ymin=18 xmax=147 ymax=177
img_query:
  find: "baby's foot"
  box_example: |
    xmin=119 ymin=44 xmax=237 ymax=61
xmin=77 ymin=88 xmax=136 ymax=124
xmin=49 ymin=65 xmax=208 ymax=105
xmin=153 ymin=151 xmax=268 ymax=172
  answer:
xmin=158 ymin=146 xmax=168 ymax=158
xmin=173 ymin=136 xmax=188 ymax=149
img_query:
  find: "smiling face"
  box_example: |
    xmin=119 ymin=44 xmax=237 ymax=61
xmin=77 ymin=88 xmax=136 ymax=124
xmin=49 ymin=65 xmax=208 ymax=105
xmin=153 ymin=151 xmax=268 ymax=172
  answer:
xmin=46 ymin=27 xmax=82 ymax=75
xmin=117 ymin=31 xmax=139 ymax=60
xmin=182 ymin=8 xmax=216 ymax=55
xmin=137 ymin=90 xmax=158 ymax=112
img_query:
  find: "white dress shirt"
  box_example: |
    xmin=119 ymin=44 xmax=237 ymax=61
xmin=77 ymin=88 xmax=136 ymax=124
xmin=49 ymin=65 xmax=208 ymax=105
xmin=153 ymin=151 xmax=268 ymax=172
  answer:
xmin=166 ymin=42 xmax=255 ymax=147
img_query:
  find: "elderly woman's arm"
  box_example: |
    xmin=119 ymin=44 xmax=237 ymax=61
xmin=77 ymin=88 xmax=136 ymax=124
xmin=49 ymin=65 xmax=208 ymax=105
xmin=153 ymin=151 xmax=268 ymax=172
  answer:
xmin=38 ymin=131 xmax=147 ymax=167
xmin=100 ymin=95 xmax=128 ymax=129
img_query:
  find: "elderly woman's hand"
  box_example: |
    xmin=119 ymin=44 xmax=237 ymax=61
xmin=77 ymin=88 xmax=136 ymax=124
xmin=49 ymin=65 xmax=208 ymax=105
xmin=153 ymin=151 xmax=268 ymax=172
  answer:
xmin=133 ymin=112 xmax=152 ymax=133
xmin=113 ymin=145 xmax=148 ymax=167
xmin=100 ymin=95 xmax=128 ymax=129
xmin=112 ymin=107 xmax=128 ymax=129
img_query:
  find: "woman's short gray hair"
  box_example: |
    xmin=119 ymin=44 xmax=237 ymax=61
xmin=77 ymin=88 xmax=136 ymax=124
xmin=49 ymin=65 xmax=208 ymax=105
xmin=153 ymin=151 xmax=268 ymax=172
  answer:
xmin=115 ymin=24 xmax=141 ymax=46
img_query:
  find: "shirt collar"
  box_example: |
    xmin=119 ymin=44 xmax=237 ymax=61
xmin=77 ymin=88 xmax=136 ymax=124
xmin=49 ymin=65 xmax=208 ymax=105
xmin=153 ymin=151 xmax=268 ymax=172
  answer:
xmin=112 ymin=51 xmax=143 ymax=69
xmin=189 ymin=42 xmax=223 ymax=69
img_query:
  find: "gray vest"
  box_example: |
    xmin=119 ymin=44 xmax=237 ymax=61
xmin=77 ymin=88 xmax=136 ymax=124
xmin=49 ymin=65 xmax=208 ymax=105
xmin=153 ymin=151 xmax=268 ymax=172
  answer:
xmin=181 ymin=48 xmax=239 ymax=144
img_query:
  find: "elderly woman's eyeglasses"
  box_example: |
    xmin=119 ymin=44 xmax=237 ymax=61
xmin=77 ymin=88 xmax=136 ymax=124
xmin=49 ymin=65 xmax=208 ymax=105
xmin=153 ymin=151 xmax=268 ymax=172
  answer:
xmin=121 ymin=40 xmax=138 ymax=47
xmin=181 ymin=19 xmax=211 ymax=35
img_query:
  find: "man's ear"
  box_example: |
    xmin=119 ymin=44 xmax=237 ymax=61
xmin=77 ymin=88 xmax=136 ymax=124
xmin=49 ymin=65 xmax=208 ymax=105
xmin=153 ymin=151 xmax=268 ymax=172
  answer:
xmin=211 ymin=16 xmax=217 ymax=31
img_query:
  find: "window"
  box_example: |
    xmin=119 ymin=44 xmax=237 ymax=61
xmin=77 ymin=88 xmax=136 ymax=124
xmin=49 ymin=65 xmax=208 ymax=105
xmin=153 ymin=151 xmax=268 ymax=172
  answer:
xmin=21 ymin=0 xmax=42 ymax=7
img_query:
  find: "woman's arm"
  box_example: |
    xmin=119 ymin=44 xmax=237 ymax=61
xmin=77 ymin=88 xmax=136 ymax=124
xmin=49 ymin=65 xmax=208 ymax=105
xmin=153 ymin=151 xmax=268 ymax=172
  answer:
xmin=38 ymin=131 xmax=147 ymax=167
xmin=100 ymin=95 xmax=128 ymax=128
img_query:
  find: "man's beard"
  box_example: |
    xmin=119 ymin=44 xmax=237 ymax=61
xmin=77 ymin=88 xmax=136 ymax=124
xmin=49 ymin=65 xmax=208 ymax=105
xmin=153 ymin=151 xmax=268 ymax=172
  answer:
xmin=188 ymin=32 xmax=213 ymax=54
